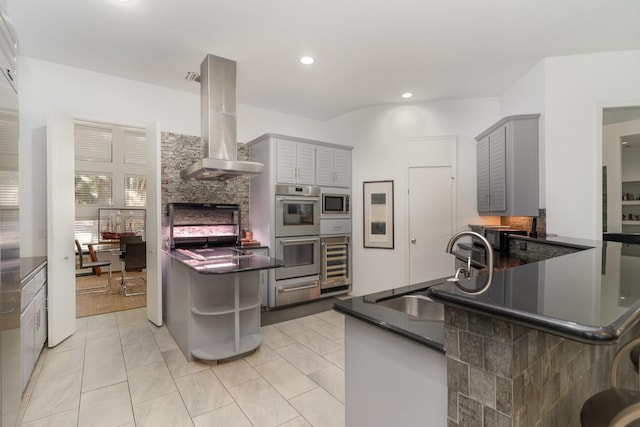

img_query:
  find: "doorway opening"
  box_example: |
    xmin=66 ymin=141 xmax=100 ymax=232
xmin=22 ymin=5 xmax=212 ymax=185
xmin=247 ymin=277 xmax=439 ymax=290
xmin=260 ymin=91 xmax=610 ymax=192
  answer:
xmin=74 ymin=120 xmax=148 ymax=318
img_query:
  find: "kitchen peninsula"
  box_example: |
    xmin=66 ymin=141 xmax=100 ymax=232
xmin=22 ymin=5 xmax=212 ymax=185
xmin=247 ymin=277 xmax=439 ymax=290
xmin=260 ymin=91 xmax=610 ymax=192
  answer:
xmin=335 ymin=234 xmax=640 ymax=426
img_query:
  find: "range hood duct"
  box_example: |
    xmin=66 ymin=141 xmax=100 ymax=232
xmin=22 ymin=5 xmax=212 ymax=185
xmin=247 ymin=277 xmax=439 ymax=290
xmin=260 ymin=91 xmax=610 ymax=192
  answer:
xmin=181 ymin=54 xmax=264 ymax=181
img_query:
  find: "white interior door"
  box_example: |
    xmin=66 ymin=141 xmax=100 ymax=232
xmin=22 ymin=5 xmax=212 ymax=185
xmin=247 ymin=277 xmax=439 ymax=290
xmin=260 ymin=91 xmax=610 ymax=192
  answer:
xmin=145 ymin=122 xmax=162 ymax=326
xmin=409 ymin=166 xmax=455 ymax=284
xmin=47 ymin=110 xmax=76 ymax=346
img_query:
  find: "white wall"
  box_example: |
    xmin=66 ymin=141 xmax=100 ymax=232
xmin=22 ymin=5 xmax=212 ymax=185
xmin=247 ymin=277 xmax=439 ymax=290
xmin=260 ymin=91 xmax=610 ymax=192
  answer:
xmin=543 ymin=50 xmax=640 ymax=239
xmin=500 ymin=60 xmax=546 ymax=209
xmin=18 ymin=57 xmax=327 ymax=256
xmin=326 ymin=98 xmax=500 ymax=295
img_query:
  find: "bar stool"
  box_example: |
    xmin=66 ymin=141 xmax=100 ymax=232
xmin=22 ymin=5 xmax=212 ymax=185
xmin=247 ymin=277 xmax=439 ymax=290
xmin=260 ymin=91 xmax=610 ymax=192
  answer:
xmin=580 ymin=337 xmax=640 ymax=427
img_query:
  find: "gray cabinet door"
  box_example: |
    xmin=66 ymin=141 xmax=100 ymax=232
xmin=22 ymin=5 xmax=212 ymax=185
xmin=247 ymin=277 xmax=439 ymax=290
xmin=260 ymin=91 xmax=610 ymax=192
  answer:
xmin=276 ymin=139 xmax=297 ymax=184
xmin=296 ymin=142 xmax=316 ymax=185
xmin=477 ymin=136 xmax=490 ymax=212
xmin=488 ymin=126 xmax=506 ymax=212
xmin=316 ymin=146 xmax=352 ymax=188
xmin=333 ymin=148 xmax=352 ymax=188
xmin=20 ymin=302 xmax=35 ymax=392
xmin=34 ymin=285 xmax=47 ymax=351
xmin=275 ymin=139 xmax=316 ymax=185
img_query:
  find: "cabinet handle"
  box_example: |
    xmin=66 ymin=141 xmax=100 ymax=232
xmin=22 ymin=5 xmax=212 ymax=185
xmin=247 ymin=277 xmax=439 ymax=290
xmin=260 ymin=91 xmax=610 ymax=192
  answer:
xmin=281 ymin=283 xmax=319 ymax=292
xmin=279 ymin=237 xmax=320 ymax=245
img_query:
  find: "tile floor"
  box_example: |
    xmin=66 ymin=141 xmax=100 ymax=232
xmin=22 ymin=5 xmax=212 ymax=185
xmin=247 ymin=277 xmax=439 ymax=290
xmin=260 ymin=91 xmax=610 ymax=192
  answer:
xmin=18 ymin=307 xmax=346 ymax=427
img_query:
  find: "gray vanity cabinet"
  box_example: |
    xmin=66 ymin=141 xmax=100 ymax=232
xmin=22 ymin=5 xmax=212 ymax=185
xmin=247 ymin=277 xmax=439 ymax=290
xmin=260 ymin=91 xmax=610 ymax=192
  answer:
xmin=476 ymin=114 xmax=540 ymax=216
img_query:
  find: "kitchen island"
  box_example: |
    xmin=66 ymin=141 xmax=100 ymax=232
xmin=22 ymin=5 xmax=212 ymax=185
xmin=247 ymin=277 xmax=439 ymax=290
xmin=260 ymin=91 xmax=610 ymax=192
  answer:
xmin=163 ymin=248 xmax=283 ymax=362
xmin=335 ymin=234 xmax=640 ymax=426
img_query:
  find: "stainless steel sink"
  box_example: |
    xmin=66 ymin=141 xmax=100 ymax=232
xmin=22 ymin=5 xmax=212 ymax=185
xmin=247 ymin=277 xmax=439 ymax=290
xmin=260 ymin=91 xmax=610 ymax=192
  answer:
xmin=376 ymin=294 xmax=444 ymax=321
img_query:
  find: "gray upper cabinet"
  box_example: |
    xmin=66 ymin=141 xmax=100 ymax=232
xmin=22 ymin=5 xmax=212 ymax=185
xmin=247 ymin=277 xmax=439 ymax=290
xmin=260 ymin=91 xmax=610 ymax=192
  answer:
xmin=276 ymin=138 xmax=316 ymax=185
xmin=316 ymin=146 xmax=351 ymax=188
xmin=476 ymin=114 xmax=540 ymax=216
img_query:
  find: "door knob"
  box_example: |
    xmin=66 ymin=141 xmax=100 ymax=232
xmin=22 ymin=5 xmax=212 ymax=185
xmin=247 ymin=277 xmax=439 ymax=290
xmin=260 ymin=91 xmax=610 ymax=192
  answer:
xmin=411 ymin=238 xmax=417 ymax=244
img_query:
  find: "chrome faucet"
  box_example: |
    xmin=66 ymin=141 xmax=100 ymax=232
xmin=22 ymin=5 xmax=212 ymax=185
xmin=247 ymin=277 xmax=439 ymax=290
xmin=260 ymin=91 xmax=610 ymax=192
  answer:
xmin=445 ymin=231 xmax=494 ymax=294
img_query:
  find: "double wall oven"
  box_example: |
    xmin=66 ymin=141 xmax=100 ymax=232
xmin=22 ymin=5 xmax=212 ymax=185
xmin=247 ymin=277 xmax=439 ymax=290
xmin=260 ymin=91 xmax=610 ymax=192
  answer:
xmin=273 ymin=185 xmax=322 ymax=307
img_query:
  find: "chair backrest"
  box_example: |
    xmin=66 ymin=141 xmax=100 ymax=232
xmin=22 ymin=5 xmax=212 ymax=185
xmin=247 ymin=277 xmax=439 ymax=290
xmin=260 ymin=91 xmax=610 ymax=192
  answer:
xmin=75 ymin=239 xmax=84 ymax=268
xmin=125 ymin=241 xmax=147 ymax=271
xmin=120 ymin=235 xmax=143 ymax=252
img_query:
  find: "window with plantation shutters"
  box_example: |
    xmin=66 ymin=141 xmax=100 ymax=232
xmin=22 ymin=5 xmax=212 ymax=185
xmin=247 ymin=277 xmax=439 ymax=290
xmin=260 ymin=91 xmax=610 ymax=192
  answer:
xmin=124 ymin=175 xmax=146 ymax=206
xmin=75 ymin=123 xmax=113 ymax=163
xmin=74 ymin=120 xmax=147 ymax=244
xmin=75 ymin=173 xmax=113 ymax=206
xmin=124 ymin=129 xmax=147 ymax=165
xmin=0 ymin=111 xmax=18 ymax=155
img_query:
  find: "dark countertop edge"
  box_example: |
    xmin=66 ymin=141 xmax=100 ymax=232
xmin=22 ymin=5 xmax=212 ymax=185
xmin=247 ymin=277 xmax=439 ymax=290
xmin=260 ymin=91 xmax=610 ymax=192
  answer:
xmin=20 ymin=256 xmax=47 ymax=281
xmin=332 ymin=302 xmax=445 ymax=353
xmin=427 ymin=285 xmax=640 ymax=344
xmin=508 ymin=234 xmax=595 ymax=251
xmin=352 ymin=278 xmax=444 ymax=302
xmin=603 ymin=233 xmax=640 ymax=244
xmin=164 ymin=250 xmax=283 ymax=275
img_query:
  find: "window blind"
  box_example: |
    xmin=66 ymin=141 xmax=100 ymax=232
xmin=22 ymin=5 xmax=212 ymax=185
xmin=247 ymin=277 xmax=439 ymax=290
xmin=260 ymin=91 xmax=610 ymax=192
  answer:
xmin=75 ymin=173 xmax=113 ymax=206
xmin=0 ymin=171 xmax=18 ymax=206
xmin=125 ymin=129 xmax=147 ymax=165
xmin=0 ymin=111 xmax=18 ymax=155
xmin=75 ymin=123 xmax=113 ymax=162
xmin=124 ymin=175 xmax=146 ymax=207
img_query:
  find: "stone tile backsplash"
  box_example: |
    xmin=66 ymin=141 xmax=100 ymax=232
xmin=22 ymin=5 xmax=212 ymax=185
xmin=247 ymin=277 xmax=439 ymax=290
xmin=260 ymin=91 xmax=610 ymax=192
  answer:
xmin=161 ymin=132 xmax=251 ymax=231
xmin=500 ymin=209 xmax=546 ymax=237
xmin=445 ymin=306 xmax=640 ymax=427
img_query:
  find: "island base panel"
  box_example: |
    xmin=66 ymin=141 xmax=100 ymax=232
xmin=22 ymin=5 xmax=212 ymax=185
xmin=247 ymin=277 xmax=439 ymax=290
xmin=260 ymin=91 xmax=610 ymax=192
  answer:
xmin=345 ymin=316 xmax=447 ymax=426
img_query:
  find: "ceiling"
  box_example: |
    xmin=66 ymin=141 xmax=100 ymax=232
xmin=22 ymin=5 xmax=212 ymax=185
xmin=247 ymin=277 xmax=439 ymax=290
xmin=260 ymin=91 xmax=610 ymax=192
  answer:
xmin=6 ymin=0 xmax=640 ymax=121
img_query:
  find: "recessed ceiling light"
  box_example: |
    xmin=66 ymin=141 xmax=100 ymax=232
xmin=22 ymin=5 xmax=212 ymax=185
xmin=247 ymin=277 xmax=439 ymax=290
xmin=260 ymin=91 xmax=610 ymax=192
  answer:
xmin=401 ymin=92 xmax=413 ymax=99
xmin=300 ymin=56 xmax=314 ymax=65
xmin=622 ymin=141 xmax=629 ymax=145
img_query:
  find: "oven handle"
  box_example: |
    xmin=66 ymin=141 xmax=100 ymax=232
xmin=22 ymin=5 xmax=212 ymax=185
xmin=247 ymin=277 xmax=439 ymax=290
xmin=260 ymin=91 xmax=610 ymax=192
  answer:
xmin=277 ymin=197 xmax=319 ymax=203
xmin=280 ymin=282 xmax=320 ymax=292
xmin=278 ymin=237 xmax=320 ymax=245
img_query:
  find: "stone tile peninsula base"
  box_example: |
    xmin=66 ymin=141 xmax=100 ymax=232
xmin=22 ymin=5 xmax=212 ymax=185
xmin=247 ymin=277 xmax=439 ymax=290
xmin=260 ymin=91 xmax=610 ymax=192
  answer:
xmin=444 ymin=306 xmax=640 ymax=427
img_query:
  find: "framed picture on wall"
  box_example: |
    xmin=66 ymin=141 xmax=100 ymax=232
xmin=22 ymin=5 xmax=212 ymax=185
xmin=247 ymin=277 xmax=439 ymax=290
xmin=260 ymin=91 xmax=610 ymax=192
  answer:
xmin=363 ymin=180 xmax=394 ymax=249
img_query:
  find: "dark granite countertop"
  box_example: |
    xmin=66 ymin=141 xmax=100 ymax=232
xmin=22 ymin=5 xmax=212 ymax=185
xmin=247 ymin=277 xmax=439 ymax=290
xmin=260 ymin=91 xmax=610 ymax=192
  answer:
xmin=20 ymin=256 xmax=47 ymax=281
xmin=336 ymin=234 xmax=640 ymax=349
xmin=165 ymin=248 xmax=283 ymax=274
xmin=429 ymin=237 xmax=640 ymax=344
xmin=333 ymin=279 xmax=446 ymax=352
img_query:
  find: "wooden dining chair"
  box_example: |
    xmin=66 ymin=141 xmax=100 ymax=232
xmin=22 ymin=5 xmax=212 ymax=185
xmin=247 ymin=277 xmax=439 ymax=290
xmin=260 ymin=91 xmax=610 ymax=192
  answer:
xmin=75 ymin=239 xmax=112 ymax=294
xmin=580 ymin=337 xmax=640 ymax=427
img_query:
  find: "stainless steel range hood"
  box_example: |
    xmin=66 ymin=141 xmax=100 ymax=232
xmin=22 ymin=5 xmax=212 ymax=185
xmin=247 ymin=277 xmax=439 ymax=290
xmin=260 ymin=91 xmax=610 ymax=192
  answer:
xmin=181 ymin=54 xmax=264 ymax=181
